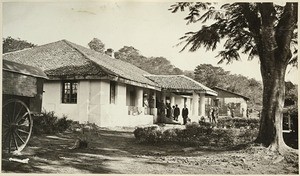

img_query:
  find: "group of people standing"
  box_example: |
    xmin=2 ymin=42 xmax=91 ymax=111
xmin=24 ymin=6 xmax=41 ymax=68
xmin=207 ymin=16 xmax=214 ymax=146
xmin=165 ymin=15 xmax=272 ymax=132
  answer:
xmin=208 ymin=106 xmax=219 ymax=123
xmin=159 ymin=101 xmax=190 ymax=125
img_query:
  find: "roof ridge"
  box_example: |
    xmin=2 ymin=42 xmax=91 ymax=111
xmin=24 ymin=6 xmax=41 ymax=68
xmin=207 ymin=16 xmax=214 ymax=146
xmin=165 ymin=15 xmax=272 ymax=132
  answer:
xmin=213 ymin=87 xmax=249 ymax=100
xmin=2 ymin=47 xmax=32 ymax=55
xmin=62 ymin=40 xmax=116 ymax=76
xmin=179 ymin=75 xmax=217 ymax=93
xmin=62 ymin=40 xmax=158 ymax=87
xmin=144 ymin=74 xmax=185 ymax=77
xmin=3 ymin=39 xmax=68 ymax=56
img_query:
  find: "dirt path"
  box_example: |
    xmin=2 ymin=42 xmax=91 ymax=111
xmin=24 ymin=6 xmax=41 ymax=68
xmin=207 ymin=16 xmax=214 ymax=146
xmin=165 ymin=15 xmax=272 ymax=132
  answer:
xmin=2 ymin=128 xmax=298 ymax=174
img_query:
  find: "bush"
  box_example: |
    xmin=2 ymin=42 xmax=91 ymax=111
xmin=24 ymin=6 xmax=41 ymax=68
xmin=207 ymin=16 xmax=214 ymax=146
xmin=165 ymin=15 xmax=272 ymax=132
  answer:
xmin=32 ymin=110 xmax=73 ymax=135
xmin=134 ymin=125 xmax=163 ymax=143
xmin=162 ymin=129 xmax=178 ymax=142
xmin=55 ymin=115 xmax=73 ymax=133
xmin=133 ymin=122 xmax=257 ymax=147
xmin=216 ymin=117 xmax=259 ymax=129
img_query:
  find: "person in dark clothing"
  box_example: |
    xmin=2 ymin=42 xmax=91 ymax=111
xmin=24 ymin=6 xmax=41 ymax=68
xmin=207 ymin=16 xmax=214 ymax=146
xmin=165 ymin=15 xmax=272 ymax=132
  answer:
xmin=174 ymin=104 xmax=180 ymax=121
xmin=212 ymin=107 xmax=219 ymax=123
xmin=230 ymin=107 xmax=235 ymax=118
xmin=212 ymin=108 xmax=216 ymax=123
xmin=182 ymin=105 xmax=189 ymax=125
xmin=159 ymin=101 xmax=166 ymax=123
xmin=171 ymin=105 xmax=175 ymax=119
xmin=246 ymin=108 xmax=250 ymax=118
xmin=166 ymin=103 xmax=171 ymax=118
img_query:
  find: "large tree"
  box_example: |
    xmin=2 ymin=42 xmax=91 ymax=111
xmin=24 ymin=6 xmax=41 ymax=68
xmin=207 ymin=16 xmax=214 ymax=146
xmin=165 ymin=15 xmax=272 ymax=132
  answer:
xmin=170 ymin=2 xmax=298 ymax=152
xmin=114 ymin=46 xmax=184 ymax=75
xmin=3 ymin=36 xmax=36 ymax=54
xmin=88 ymin=38 xmax=105 ymax=53
xmin=194 ymin=64 xmax=230 ymax=88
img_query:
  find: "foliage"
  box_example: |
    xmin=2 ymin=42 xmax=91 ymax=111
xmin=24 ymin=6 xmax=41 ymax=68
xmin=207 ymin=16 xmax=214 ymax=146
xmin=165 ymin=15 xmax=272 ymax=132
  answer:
xmin=216 ymin=117 xmax=260 ymax=129
xmin=88 ymin=38 xmax=105 ymax=53
xmin=183 ymin=70 xmax=195 ymax=79
xmin=114 ymin=46 xmax=184 ymax=75
xmin=194 ymin=64 xmax=229 ymax=88
xmin=169 ymin=2 xmax=298 ymax=147
xmin=3 ymin=36 xmax=36 ymax=54
xmin=32 ymin=111 xmax=73 ymax=135
xmin=169 ymin=2 xmax=297 ymax=64
xmin=285 ymin=81 xmax=298 ymax=106
xmin=194 ymin=64 xmax=263 ymax=106
xmin=134 ymin=121 xmax=258 ymax=147
xmin=134 ymin=125 xmax=163 ymax=143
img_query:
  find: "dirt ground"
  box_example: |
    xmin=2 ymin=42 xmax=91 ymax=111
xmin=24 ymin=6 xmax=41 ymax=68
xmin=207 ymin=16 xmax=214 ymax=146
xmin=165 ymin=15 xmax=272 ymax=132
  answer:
xmin=2 ymin=127 xmax=299 ymax=174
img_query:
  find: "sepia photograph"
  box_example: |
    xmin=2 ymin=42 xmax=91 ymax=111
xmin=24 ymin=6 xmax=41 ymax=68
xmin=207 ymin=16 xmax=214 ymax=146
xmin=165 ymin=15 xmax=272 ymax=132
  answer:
xmin=1 ymin=1 xmax=299 ymax=174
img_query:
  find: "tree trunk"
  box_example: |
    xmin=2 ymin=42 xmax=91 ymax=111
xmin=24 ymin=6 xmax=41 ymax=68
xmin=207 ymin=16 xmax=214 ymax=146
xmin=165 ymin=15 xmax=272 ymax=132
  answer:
xmin=254 ymin=3 xmax=297 ymax=153
xmin=255 ymin=59 xmax=290 ymax=152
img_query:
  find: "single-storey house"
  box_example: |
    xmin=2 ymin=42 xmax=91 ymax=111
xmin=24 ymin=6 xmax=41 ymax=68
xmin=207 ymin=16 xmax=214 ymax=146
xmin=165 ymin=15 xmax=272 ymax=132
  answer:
xmin=206 ymin=87 xmax=250 ymax=117
xmin=145 ymin=75 xmax=217 ymax=124
xmin=3 ymin=39 xmax=217 ymax=127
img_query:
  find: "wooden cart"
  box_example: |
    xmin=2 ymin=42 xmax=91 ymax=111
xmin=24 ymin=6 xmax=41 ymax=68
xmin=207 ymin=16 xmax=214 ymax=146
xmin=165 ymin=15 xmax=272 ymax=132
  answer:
xmin=2 ymin=60 xmax=48 ymax=153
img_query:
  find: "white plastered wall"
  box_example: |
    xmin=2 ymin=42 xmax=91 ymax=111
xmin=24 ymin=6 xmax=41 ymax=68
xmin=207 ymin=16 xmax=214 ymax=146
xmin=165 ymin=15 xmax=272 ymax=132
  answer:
xmin=42 ymin=79 xmax=155 ymax=127
xmin=98 ymin=81 xmax=153 ymax=127
xmin=42 ymin=81 xmax=88 ymax=123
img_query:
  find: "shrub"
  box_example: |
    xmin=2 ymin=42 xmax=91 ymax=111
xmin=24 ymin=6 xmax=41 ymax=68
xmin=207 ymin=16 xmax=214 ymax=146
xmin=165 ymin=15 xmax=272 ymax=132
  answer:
xmin=32 ymin=110 xmax=72 ymax=135
xmin=55 ymin=115 xmax=73 ymax=133
xmin=134 ymin=125 xmax=163 ymax=143
xmin=237 ymin=128 xmax=259 ymax=144
xmin=133 ymin=122 xmax=258 ymax=147
xmin=162 ymin=129 xmax=178 ymax=142
xmin=217 ymin=117 xmax=259 ymax=129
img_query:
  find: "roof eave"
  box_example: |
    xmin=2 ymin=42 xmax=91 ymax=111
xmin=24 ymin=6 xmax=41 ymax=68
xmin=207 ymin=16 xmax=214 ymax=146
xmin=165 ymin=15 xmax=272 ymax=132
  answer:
xmin=162 ymin=88 xmax=217 ymax=96
xmin=117 ymin=77 xmax=161 ymax=91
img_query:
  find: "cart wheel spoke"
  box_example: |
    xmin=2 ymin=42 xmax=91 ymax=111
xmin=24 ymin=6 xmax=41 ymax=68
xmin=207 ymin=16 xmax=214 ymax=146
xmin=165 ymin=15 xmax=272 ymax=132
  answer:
xmin=3 ymin=112 xmax=10 ymax=124
xmin=12 ymin=101 xmax=17 ymax=122
xmin=2 ymin=99 xmax=33 ymax=153
xmin=3 ymin=123 xmax=9 ymax=128
xmin=2 ymin=130 xmax=10 ymax=146
xmin=17 ymin=129 xmax=30 ymax=135
xmin=12 ymin=132 xmax=18 ymax=150
xmin=14 ymin=104 xmax=24 ymax=123
xmin=14 ymin=131 xmax=25 ymax=144
xmin=16 ymin=112 xmax=30 ymax=124
xmin=8 ymin=132 xmax=12 ymax=153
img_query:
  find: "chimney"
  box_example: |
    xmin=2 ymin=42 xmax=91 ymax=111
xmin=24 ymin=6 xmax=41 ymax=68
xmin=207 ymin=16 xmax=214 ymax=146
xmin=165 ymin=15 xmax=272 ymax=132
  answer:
xmin=105 ymin=48 xmax=114 ymax=57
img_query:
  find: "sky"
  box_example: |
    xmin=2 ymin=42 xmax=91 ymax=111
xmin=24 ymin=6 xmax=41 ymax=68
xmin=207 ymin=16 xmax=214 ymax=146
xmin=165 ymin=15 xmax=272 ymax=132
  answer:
xmin=2 ymin=1 xmax=299 ymax=84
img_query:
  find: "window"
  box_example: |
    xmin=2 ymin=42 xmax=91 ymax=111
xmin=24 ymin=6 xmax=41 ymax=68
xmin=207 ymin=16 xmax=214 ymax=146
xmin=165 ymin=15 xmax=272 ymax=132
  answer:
xmin=110 ymin=81 xmax=116 ymax=104
xmin=62 ymin=81 xmax=78 ymax=103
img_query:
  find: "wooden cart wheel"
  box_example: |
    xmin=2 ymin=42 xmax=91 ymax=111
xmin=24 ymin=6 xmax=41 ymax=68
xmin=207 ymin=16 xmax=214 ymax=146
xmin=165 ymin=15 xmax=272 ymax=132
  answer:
xmin=2 ymin=99 xmax=33 ymax=153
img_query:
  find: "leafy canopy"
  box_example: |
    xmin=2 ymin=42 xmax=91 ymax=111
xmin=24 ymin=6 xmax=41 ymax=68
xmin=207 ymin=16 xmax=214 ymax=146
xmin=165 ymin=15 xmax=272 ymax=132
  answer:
xmin=88 ymin=38 xmax=105 ymax=53
xmin=3 ymin=36 xmax=36 ymax=54
xmin=169 ymin=2 xmax=298 ymax=66
xmin=193 ymin=64 xmax=263 ymax=107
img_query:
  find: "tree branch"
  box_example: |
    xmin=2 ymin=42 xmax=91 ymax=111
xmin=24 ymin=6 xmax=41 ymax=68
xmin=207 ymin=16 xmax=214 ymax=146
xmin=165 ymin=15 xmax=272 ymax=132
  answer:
xmin=239 ymin=3 xmax=261 ymax=40
xmin=275 ymin=3 xmax=298 ymax=63
xmin=257 ymin=3 xmax=277 ymax=70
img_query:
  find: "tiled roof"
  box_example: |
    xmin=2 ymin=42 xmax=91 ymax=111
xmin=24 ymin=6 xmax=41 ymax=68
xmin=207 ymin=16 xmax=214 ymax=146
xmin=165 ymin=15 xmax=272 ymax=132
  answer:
xmin=64 ymin=40 xmax=157 ymax=87
xmin=145 ymin=75 xmax=217 ymax=96
xmin=3 ymin=40 xmax=158 ymax=88
xmin=3 ymin=59 xmax=48 ymax=79
xmin=212 ymin=87 xmax=250 ymax=100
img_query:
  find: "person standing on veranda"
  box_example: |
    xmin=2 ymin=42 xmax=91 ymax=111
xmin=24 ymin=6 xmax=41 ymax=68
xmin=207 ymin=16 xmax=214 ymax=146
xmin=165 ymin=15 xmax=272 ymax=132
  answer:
xmin=182 ymin=105 xmax=189 ymax=125
xmin=174 ymin=104 xmax=180 ymax=121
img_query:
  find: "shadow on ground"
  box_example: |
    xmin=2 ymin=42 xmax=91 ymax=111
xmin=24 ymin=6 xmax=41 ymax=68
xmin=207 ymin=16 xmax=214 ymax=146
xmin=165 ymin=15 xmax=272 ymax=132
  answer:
xmin=2 ymin=128 xmax=298 ymax=174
